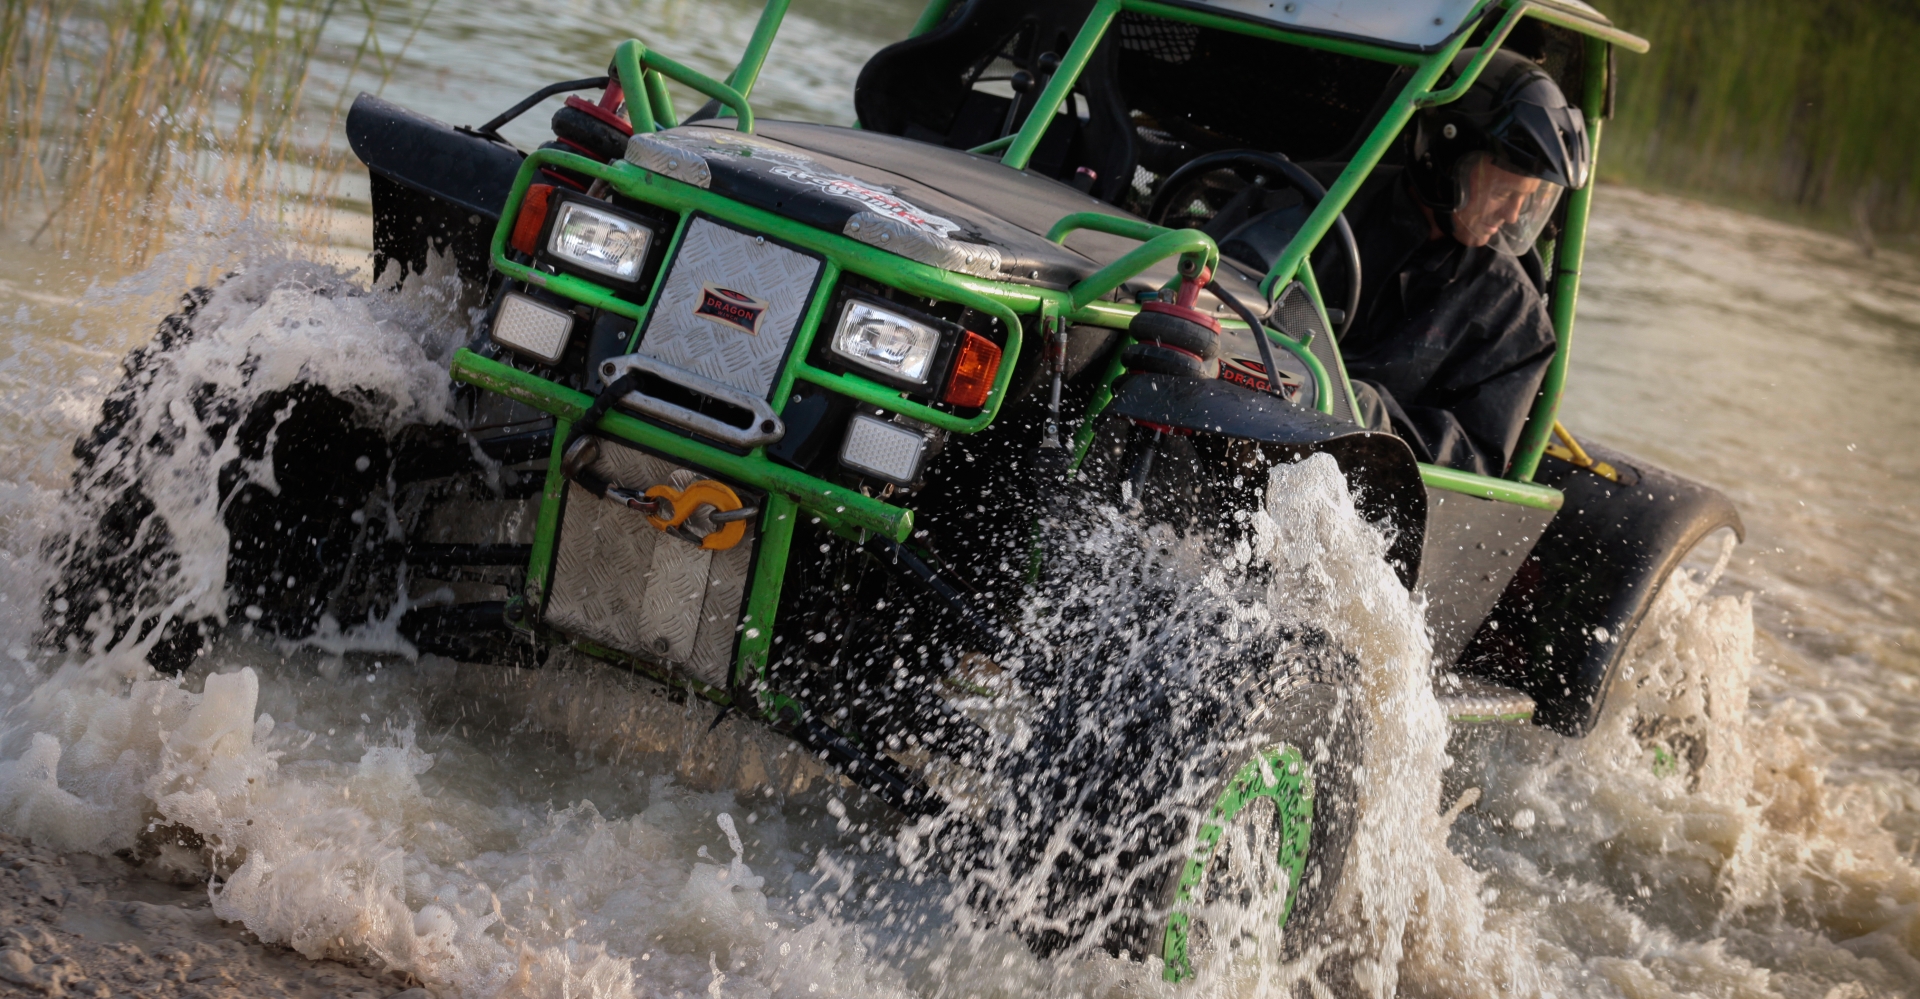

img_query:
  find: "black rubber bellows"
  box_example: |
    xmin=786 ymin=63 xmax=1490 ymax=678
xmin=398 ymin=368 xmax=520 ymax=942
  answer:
xmin=552 ymin=104 xmax=631 ymax=161
xmin=1124 ymin=300 xmax=1222 ymax=379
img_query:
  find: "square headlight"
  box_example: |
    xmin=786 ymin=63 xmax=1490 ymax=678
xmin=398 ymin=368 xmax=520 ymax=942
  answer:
xmin=544 ymin=199 xmax=654 ymax=284
xmin=829 ymin=299 xmax=953 ymax=390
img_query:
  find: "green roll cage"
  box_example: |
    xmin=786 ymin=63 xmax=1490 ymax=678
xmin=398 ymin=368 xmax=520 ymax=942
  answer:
xmin=448 ymin=0 xmax=1646 ymax=702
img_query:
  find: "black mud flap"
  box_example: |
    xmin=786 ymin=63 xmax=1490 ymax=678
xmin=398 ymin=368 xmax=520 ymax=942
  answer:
xmin=1102 ymin=374 xmax=1427 ymax=588
xmin=346 ymin=93 xmax=526 ymax=284
xmin=1455 ymin=442 xmax=1743 ymax=736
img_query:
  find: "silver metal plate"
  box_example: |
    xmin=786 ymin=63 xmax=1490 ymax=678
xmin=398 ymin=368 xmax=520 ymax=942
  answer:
xmin=638 ymin=217 xmax=821 ymax=399
xmin=1437 ymin=674 xmax=1537 ymax=723
xmin=1277 ymin=282 xmax=1356 ymax=424
xmin=544 ymin=441 xmax=754 ymax=690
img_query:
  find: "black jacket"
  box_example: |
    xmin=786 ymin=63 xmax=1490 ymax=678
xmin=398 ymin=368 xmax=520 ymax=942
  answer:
xmin=1331 ymin=169 xmax=1557 ymax=476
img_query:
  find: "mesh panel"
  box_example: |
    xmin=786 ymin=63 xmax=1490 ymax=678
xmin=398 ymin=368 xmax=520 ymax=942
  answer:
xmin=1116 ymin=12 xmax=1199 ymax=64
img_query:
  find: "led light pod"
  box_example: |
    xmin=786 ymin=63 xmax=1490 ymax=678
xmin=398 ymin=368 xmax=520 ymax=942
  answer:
xmin=840 ymin=413 xmax=930 ymax=485
xmin=830 ymin=300 xmax=946 ymax=389
xmin=491 ymin=292 xmax=576 ymax=365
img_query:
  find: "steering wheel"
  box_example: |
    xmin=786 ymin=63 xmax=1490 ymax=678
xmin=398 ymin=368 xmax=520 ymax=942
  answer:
xmin=1147 ymin=150 xmax=1362 ymax=340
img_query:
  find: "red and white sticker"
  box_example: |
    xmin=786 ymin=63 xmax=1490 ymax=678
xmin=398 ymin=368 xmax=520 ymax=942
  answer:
xmin=768 ymin=166 xmax=961 ymax=237
xmin=693 ymin=283 xmax=769 ymax=336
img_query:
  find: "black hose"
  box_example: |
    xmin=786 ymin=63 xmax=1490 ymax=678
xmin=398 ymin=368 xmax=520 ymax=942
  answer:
xmin=1208 ymin=279 xmax=1289 ymax=402
xmin=860 ymin=534 xmax=1007 ymax=655
xmin=474 ymin=77 xmax=611 ymax=139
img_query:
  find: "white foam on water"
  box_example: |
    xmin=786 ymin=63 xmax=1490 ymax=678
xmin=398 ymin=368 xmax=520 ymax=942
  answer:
xmin=0 ymin=237 xmax=1912 ymax=999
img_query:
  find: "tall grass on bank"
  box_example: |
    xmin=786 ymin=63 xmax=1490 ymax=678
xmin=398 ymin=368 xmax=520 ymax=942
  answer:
xmin=0 ymin=0 xmax=408 ymax=269
xmin=1603 ymin=0 xmax=1920 ymax=240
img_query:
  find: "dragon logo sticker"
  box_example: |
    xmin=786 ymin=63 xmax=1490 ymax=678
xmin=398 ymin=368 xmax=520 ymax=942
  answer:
xmin=693 ymin=284 xmax=769 ymax=336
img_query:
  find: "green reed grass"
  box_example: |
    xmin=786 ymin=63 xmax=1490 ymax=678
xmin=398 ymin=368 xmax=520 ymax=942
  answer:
xmin=0 ymin=0 xmax=412 ymax=269
xmin=1603 ymin=0 xmax=1920 ymax=240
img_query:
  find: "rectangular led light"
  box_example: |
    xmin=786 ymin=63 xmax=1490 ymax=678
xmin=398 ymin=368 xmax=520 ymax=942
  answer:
xmin=491 ymin=293 xmax=575 ymax=365
xmin=840 ymin=413 xmax=928 ymax=484
xmin=830 ymin=300 xmax=944 ymax=388
xmin=546 ymin=200 xmax=653 ymax=283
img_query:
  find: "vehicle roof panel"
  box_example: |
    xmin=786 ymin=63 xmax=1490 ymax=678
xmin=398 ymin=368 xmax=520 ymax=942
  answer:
xmin=1173 ymin=0 xmax=1485 ymax=50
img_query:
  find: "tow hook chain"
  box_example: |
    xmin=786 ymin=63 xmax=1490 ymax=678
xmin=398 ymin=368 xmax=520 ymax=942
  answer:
xmin=562 ymin=437 xmax=758 ymax=550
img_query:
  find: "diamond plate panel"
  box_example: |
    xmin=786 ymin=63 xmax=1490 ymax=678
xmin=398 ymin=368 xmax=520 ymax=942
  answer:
xmin=1278 ymin=283 xmax=1354 ymax=424
xmin=544 ymin=441 xmax=754 ymax=690
xmin=638 ymin=218 xmax=821 ymax=398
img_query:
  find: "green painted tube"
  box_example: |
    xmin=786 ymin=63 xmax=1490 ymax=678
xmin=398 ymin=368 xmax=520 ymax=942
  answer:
xmin=1420 ymin=463 xmax=1564 ymax=511
xmin=1045 ymin=211 xmax=1168 ymax=245
xmin=450 ymin=349 xmax=915 ymax=540
xmin=525 ymin=418 xmax=576 ymax=606
xmin=766 ymin=259 xmax=841 ymax=417
xmin=1510 ymin=36 xmax=1609 ymax=483
xmin=1256 ymin=308 xmax=1336 ymax=416
xmin=1523 ymin=4 xmax=1648 ymax=53
xmin=735 ymin=492 xmax=798 ymax=695
xmin=1068 ymin=228 xmax=1217 ymax=312
xmin=907 ymin=0 xmax=954 ymax=37
xmin=613 ymin=39 xmax=753 ymax=134
xmin=1415 ymin=2 xmax=1533 ymax=108
xmin=613 ymin=42 xmax=658 ymax=134
xmin=726 ymin=0 xmax=791 ymax=99
xmin=1003 ymin=0 xmax=1119 ymax=170
xmin=1257 ymin=2 xmax=1495 ymax=300
xmin=1292 ymin=267 xmax=1359 ymax=418
xmin=644 ymin=70 xmax=678 ymax=129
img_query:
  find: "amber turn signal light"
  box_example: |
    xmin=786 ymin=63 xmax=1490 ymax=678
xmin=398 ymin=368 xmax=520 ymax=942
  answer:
xmin=510 ymin=184 xmax=556 ymax=255
xmin=942 ymin=331 xmax=1002 ymax=409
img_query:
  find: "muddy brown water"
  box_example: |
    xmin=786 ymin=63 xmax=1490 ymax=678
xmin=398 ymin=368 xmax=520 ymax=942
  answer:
xmin=1 ymin=1 xmax=1918 ymax=996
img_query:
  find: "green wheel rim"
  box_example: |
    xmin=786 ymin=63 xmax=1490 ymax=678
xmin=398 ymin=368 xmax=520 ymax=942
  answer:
xmin=1160 ymin=744 xmax=1313 ymax=983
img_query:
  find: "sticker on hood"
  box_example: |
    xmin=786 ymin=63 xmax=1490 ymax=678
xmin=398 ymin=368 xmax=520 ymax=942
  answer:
xmin=768 ymin=166 xmax=961 ymax=238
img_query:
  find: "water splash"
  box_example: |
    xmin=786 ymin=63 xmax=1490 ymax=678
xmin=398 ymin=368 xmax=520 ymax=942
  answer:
xmin=0 ymin=240 xmax=1911 ymax=999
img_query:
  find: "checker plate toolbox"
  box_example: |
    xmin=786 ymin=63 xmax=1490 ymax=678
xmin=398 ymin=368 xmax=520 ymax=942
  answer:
xmin=545 ymin=440 xmax=760 ymax=690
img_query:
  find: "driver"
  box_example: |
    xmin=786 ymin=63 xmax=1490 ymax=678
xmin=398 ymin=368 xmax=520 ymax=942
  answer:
xmin=1337 ymin=50 xmax=1591 ymax=476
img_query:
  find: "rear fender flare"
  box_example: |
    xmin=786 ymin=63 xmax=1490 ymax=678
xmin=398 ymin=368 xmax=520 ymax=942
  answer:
xmin=1455 ymin=442 xmax=1744 ymax=736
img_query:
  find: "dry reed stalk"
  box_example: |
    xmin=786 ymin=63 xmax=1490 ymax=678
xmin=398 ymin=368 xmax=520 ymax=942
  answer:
xmin=0 ymin=0 xmax=411 ymax=271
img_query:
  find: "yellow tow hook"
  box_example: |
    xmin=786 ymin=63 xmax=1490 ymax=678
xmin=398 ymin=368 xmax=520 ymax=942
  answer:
xmin=1545 ymin=420 xmax=1622 ymax=483
xmin=644 ymin=479 xmax=755 ymax=551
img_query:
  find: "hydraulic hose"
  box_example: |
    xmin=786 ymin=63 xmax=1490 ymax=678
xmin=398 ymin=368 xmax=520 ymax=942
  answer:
xmin=1208 ymin=279 xmax=1288 ymax=402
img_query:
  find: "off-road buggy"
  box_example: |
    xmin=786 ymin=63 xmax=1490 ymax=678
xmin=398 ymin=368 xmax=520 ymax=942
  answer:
xmin=49 ymin=0 xmax=1741 ymax=980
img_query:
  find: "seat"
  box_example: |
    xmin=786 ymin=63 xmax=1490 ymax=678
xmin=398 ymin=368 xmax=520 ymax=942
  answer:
xmin=854 ymin=0 xmax=1138 ymax=205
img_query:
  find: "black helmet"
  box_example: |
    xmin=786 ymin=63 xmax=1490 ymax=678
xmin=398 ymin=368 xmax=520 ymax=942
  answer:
xmin=1410 ymin=49 xmax=1590 ymax=254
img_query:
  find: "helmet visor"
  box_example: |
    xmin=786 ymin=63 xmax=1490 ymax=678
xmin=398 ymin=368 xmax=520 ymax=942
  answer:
xmin=1450 ymin=151 xmax=1563 ymax=255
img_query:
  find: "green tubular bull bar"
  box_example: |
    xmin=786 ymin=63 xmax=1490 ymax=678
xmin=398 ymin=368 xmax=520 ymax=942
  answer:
xmin=468 ymin=86 xmax=1250 ymax=698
